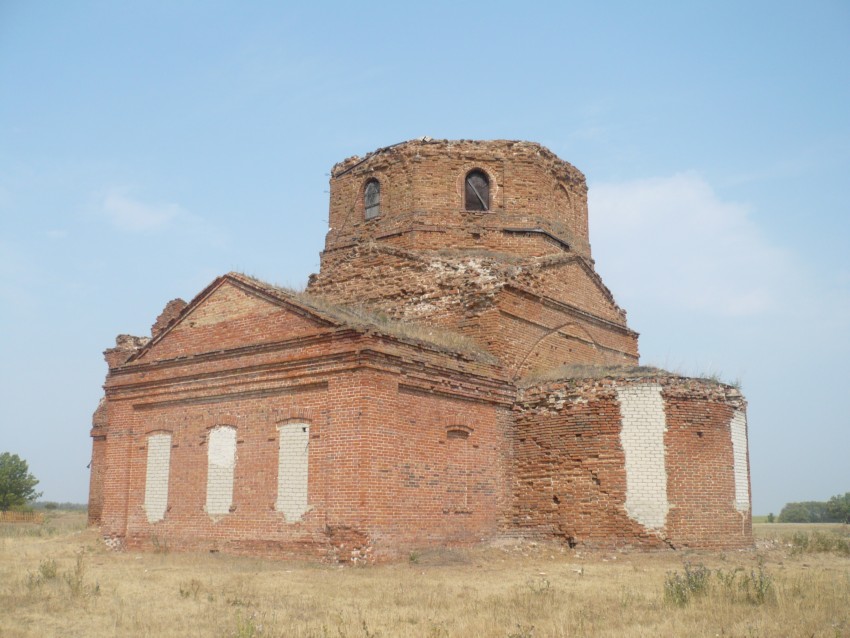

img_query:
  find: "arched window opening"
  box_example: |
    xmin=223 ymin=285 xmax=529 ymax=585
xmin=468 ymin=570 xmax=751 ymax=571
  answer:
xmin=464 ymin=170 xmax=489 ymax=211
xmin=364 ymin=180 xmax=381 ymax=219
xmin=445 ymin=428 xmax=471 ymax=512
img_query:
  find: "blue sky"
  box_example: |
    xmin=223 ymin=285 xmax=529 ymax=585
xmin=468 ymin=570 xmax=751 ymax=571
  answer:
xmin=1 ymin=1 xmax=847 ymax=514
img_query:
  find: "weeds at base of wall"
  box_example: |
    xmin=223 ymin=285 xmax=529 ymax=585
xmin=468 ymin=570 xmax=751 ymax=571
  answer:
xmin=151 ymin=534 xmax=169 ymax=554
xmin=664 ymin=560 xmax=775 ymax=607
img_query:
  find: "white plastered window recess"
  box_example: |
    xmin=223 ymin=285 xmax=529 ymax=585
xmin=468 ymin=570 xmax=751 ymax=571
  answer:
xmin=206 ymin=426 xmax=237 ymax=517
xmin=276 ymin=422 xmax=310 ymax=522
xmin=144 ymin=432 xmax=172 ymax=523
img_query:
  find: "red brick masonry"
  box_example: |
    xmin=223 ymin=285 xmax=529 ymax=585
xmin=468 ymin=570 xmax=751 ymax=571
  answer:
xmin=89 ymin=140 xmax=751 ymax=560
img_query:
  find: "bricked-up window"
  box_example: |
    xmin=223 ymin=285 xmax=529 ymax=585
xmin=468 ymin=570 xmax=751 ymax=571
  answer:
xmin=464 ymin=170 xmax=489 ymax=211
xmin=275 ymin=422 xmax=310 ymax=522
xmin=364 ymin=179 xmax=381 ymax=219
xmin=143 ymin=432 xmax=171 ymax=523
xmin=445 ymin=428 xmax=470 ymax=512
xmin=206 ymin=426 xmax=236 ymax=516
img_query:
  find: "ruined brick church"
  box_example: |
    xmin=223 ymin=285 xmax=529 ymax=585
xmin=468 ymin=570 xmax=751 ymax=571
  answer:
xmin=88 ymin=139 xmax=752 ymax=559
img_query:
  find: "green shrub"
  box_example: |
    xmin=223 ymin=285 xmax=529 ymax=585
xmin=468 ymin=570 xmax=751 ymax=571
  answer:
xmin=664 ymin=562 xmax=711 ymax=606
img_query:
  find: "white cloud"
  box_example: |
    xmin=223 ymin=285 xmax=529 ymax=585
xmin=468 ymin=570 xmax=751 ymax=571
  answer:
xmin=96 ymin=189 xmax=227 ymax=248
xmin=590 ymin=173 xmax=791 ymax=318
xmin=101 ymin=190 xmax=186 ymax=232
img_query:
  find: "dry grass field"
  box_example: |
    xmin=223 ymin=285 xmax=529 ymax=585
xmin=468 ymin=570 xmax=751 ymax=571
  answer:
xmin=2 ymin=513 xmax=849 ymax=637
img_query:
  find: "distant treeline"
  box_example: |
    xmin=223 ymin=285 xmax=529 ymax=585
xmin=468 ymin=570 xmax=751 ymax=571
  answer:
xmin=33 ymin=501 xmax=87 ymax=512
xmin=777 ymin=492 xmax=850 ymax=523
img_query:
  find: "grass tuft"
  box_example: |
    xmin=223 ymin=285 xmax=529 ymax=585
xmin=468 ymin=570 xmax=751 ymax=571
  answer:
xmin=664 ymin=562 xmax=711 ymax=606
xmin=664 ymin=560 xmax=775 ymax=608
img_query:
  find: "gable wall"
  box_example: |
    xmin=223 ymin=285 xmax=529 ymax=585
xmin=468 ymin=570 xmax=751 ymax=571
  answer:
xmin=137 ymin=283 xmax=327 ymax=363
xmin=494 ymin=289 xmax=638 ymax=375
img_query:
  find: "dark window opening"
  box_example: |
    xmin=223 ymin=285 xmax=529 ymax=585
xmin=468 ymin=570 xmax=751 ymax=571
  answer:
xmin=364 ymin=180 xmax=381 ymax=219
xmin=464 ymin=170 xmax=489 ymax=211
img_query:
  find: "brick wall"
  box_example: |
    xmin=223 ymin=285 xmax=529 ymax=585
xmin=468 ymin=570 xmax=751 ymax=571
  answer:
xmin=87 ymin=398 xmax=108 ymax=526
xmin=96 ymin=367 xmax=512 ymax=559
xmin=325 ymin=139 xmax=590 ymax=259
xmin=662 ymin=382 xmax=752 ymax=548
xmin=512 ymin=376 xmax=752 ymax=549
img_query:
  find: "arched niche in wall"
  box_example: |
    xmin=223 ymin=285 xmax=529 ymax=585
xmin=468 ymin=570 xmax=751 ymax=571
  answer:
xmin=444 ymin=426 xmax=473 ymax=513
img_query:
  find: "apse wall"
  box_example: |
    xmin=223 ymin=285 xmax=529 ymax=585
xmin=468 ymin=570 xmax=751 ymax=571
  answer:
xmin=511 ymin=373 xmax=752 ymax=549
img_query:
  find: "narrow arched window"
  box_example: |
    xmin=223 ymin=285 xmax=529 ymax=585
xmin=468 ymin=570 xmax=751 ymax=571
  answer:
xmin=445 ymin=428 xmax=471 ymax=512
xmin=364 ymin=179 xmax=381 ymax=219
xmin=465 ymin=170 xmax=489 ymax=211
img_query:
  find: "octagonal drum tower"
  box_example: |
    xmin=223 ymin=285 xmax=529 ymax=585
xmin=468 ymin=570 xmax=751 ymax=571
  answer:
xmin=308 ymin=139 xmax=639 ymax=378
